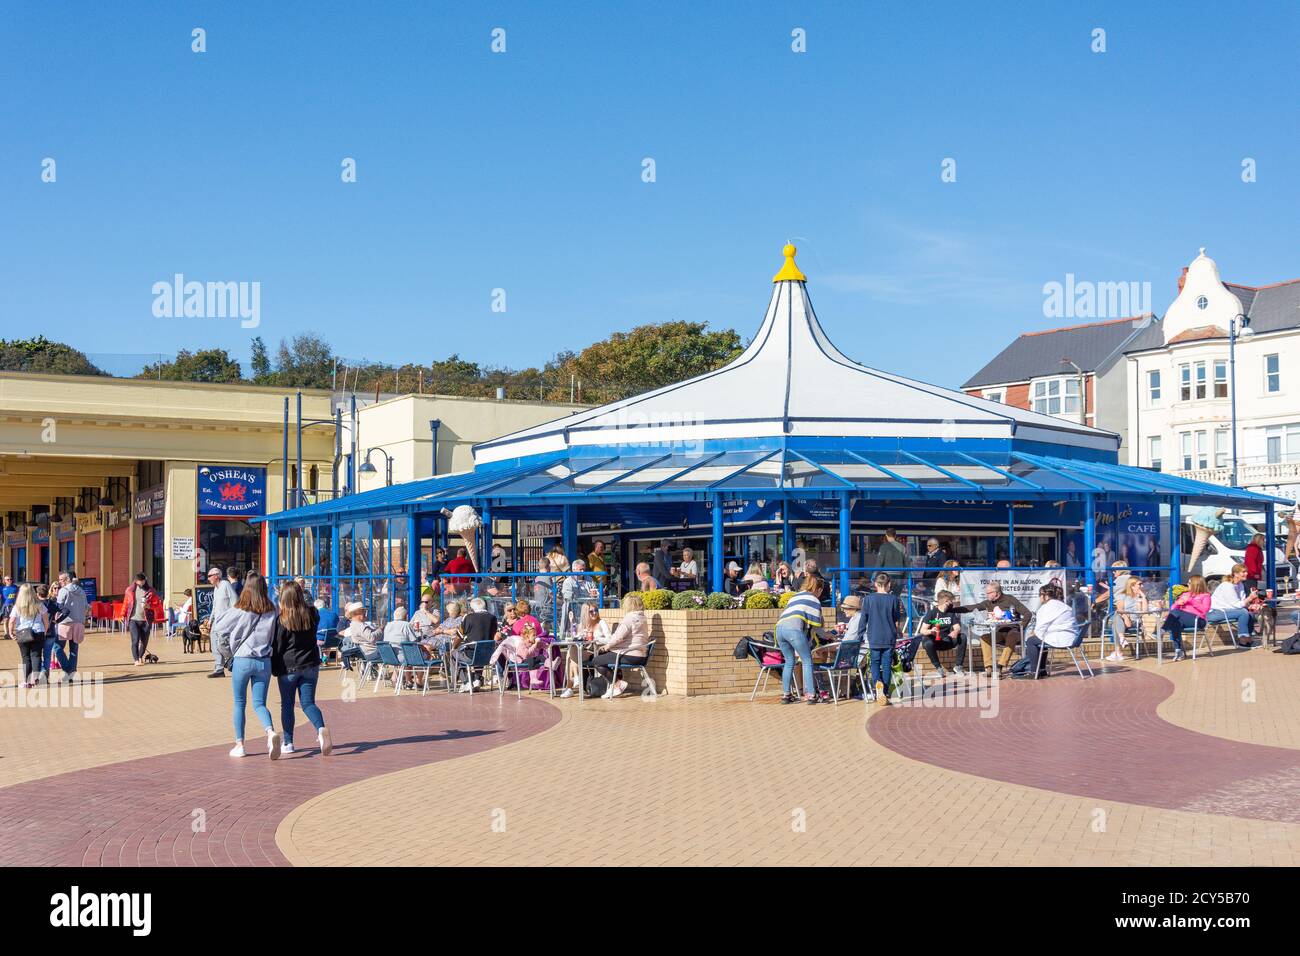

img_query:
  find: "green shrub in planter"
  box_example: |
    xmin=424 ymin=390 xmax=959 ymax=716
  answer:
xmin=777 ymin=590 xmax=797 ymax=608
xmin=671 ymin=589 xmax=706 ymax=610
xmin=642 ymin=588 xmax=674 ymax=611
xmin=704 ymin=591 xmax=738 ymax=610
xmin=742 ymin=589 xmax=776 ymax=610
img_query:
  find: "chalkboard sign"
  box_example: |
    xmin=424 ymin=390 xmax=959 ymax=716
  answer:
xmin=80 ymin=577 xmax=98 ymax=608
xmin=195 ymin=584 xmax=216 ymax=623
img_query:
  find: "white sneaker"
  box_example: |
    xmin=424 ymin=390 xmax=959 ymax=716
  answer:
xmin=953 ymin=665 xmax=966 ymax=677
xmin=612 ymin=680 xmax=628 ymax=698
xmin=560 ymin=687 xmax=574 ymax=699
xmin=282 ymin=742 xmax=296 ymax=755
xmin=1105 ymin=650 xmax=1124 ymax=663
xmin=458 ymin=682 xmax=473 ymax=693
xmin=473 ymin=679 xmax=482 ymax=689
xmin=318 ymin=727 xmax=332 ymax=756
xmin=267 ymin=729 xmax=282 ymax=761
xmin=229 ymin=743 xmax=246 ymax=758
xmin=600 ymin=683 xmax=615 ymax=699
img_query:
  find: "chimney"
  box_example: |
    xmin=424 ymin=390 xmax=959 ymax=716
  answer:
xmin=1177 ymin=266 xmax=1189 ymax=293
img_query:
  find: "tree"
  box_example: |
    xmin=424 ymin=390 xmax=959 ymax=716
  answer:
xmin=0 ymin=336 xmax=105 ymax=375
xmin=137 ymin=349 xmax=244 ymax=383
xmin=249 ymin=336 xmax=271 ymax=383
xmin=273 ymin=333 xmax=335 ymax=389
xmin=556 ymin=321 xmax=744 ymax=402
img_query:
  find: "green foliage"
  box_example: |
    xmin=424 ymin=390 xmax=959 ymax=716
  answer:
xmin=138 ymin=348 xmax=243 ymax=383
xmin=671 ymin=589 xmax=705 ymax=610
xmin=642 ymin=588 xmax=674 ymax=611
xmin=777 ymin=591 xmax=797 ymax=609
xmin=249 ymin=336 xmax=272 ymax=382
xmin=272 ymin=333 xmax=336 ymax=389
xmin=705 ymin=591 xmax=738 ymax=610
xmin=0 ymin=336 xmax=104 ymax=376
xmin=742 ymin=589 xmax=776 ymax=610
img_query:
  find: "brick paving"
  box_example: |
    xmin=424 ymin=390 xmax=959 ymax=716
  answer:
xmin=4 ymin=627 xmax=1300 ymax=866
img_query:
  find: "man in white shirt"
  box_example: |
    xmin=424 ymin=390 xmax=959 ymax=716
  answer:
xmin=207 ymin=566 xmax=238 ymax=678
xmin=1208 ymin=563 xmax=1258 ymax=646
xmin=383 ymin=605 xmax=418 ymax=645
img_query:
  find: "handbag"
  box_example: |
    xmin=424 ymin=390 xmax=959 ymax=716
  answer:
xmin=760 ymin=650 xmax=785 ymax=666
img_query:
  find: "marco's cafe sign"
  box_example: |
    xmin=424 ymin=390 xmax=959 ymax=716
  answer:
xmin=197 ymin=465 xmax=267 ymax=517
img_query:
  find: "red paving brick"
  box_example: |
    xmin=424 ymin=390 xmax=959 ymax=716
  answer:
xmin=869 ymin=665 xmax=1300 ymax=823
xmin=0 ymin=693 xmax=559 ymax=866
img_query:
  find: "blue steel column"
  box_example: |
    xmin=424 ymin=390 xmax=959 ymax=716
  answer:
xmin=480 ymin=501 xmax=493 ymax=573
xmin=711 ymin=495 xmax=724 ymax=593
xmin=406 ymin=513 xmax=420 ymax=616
xmin=330 ymin=523 xmax=341 ymax=609
xmin=1169 ymin=498 xmax=1182 ymax=586
xmin=1265 ymin=502 xmax=1276 ymax=595
xmin=267 ymin=526 xmax=279 ymax=592
xmin=781 ymin=509 xmax=792 ymax=562
xmin=838 ymin=492 xmax=851 ymax=601
xmin=1007 ymin=503 xmax=1016 ymax=565
xmin=562 ymin=504 xmax=577 ymax=561
xmin=1083 ymin=493 xmax=1097 ymax=588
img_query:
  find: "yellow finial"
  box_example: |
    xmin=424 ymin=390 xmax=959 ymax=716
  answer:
xmin=772 ymin=242 xmax=806 ymax=282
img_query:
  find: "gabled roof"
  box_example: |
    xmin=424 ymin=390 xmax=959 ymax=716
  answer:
xmin=1123 ymin=276 xmax=1300 ymax=356
xmin=474 ymin=245 xmax=1119 ymax=464
xmin=961 ymin=316 xmax=1149 ymax=389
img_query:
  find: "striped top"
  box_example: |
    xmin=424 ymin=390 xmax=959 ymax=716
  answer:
xmin=778 ymin=591 xmax=824 ymax=631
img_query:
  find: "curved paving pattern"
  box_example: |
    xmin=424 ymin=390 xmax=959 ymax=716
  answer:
xmin=869 ymin=666 xmax=1300 ymax=823
xmin=0 ymin=693 xmax=559 ymax=866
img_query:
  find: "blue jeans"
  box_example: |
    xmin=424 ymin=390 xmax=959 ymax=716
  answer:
xmin=277 ymin=668 xmax=325 ymax=745
xmin=42 ymin=636 xmax=79 ymax=674
xmin=869 ymin=646 xmax=894 ymax=696
xmin=231 ymin=656 xmax=275 ymax=740
xmin=775 ymin=620 xmax=814 ymax=696
xmin=1206 ymin=608 xmax=1252 ymax=640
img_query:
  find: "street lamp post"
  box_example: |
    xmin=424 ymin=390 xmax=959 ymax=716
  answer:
xmin=358 ymin=447 xmax=394 ymax=486
xmin=1229 ymin=313 xmax=1254 ymax=487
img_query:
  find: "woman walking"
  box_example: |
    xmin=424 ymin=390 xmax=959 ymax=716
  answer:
xmin=212 ymin=572 xmax=282 ymax=759
xmin=775 ymin=577 xmax=825 ymax=705
xmin=6 ymin=584 xmax=48 ymax=687
xmin=271 ymin=580 xmax=331 ymax=756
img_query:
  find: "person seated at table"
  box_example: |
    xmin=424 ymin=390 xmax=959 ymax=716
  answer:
xmin=723 ymin=561 xmax=745 ymax=596
xmin=1160 ymin=575 xmax=1211 ymax=662
xmin=635 ymin=562 xmax=659 ymax=591
xmin=498 ymin=602 xmax=519 ymax=638
xmin=744 ymin=563 xmax=769 ymax=591
xmin=915 ymin=590 xmax=966 ymax=678
xmin=932 ymin=561 xmax=960 ymax=598
xmin=561 ymin=604 xmax=612 ymax=698
xmin=952 ymin=580 xmax=1030 ymax=678
xmin=383 ymin=605 xmax=419 ymax=646
xmin=450 ymin=597 xmax=501 ymax=691
xmin=1209 ymin=563 xmax=1259 ymax=647
xmin=793 ymin=559 xmax=822 ymax=592
xmin=1011 ymin=584 xmax=1076 ymax=679
xmin=591 ymin=592 xmax=652 ymax=699
xmin=487 ymin=616 xmax=546 ymax=686
xmin=509 ymin=598 xmax=544 ymax=638
xmin=337 ymin=602 xmax=380 ymax=671
xmin=771 ymin=561 xmax=794 ymax=593
xmin=423 ymin=600 xmax=464 ymax=656
xmin=676 ymin=548 xmax=699 ymax=585
xmin=410 ymin=594 xmax=439 ymax=636
xmin=1105 ymin=576 xmax=1148 ymax=662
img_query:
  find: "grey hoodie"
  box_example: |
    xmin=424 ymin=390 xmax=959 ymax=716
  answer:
xmin=213 ymin=608 xmax=277 ymax=659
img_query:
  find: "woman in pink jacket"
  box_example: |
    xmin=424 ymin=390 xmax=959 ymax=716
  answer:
xmin=1160 ymin=574 xmax=1211 ymax=662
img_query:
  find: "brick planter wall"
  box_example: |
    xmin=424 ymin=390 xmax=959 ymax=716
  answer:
xmin=602 ymin=607 xmax=832 ymax=697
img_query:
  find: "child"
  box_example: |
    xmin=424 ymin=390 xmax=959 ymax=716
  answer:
xmin=916 ymin=590 xmax=966 ymax=678
xmin=862 ymin=573 xmax=901 ymax=705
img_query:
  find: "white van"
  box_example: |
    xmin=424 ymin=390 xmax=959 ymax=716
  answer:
xmin=1180 ymin=515 xmax=1291 ymax=587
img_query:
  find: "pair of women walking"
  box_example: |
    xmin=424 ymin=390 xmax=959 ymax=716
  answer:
xmin=211 ymin=574 xmax=331 ymax=759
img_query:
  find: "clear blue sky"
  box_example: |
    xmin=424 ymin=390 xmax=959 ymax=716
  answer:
xmin=3 ymin=1 xmax=1298 ymax=385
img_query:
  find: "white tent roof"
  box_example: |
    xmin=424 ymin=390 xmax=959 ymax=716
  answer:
xmin=474 ymin=245 xmax=1119 ymax=464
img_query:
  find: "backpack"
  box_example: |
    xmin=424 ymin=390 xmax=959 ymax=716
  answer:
xmin=587 ymin=673 xmax=609 ymax=698
xmin=732 ymin=637 xmax=751 ymax=660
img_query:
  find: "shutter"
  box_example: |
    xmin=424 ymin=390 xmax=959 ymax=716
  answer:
xmin=111 ymin=526 xmax=130 ymax=594
xmin=83 ymin=533 xmax=100 ymax=581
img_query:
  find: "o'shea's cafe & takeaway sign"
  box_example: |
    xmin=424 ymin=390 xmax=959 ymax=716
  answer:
xmin=197 ymin=465 xmax=267 ymax=517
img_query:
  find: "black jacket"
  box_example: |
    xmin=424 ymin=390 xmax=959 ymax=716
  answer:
xmin=271 ymin=605 xmax=321 ymax=675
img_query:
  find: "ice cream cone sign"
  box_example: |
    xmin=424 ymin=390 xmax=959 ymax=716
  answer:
xmin=447 ymin=505 xmax=483 ymax=572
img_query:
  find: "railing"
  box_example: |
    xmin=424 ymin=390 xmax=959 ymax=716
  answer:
xmin=1175 ymin=460 xmax=1300 ymax=485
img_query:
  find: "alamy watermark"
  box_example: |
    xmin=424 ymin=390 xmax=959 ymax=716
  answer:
xmin=0 ymin=671 xmax=104 ymax=718
xmin=1042 ymin=274 xmax=1150 ymax=320
xmin=152 ymin=274 xmax=261 ymax=328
